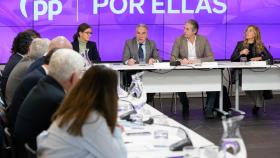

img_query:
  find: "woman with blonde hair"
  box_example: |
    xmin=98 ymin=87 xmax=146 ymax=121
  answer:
xmin=37 ymin=65 xmax=127 ymax=158
xmin=230 ymin=25 xmax=273 ymax=115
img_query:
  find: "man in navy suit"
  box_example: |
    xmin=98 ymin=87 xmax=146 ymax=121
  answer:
xmin=14 ymin=49 xmax=85 ymax=154
xmin=7 ymin=36 xmax=73 ymax=132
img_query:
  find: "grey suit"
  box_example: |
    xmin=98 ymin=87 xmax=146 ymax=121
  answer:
xmin=170 ymin=35 xmax=214 ymax=62
xmin=170 ymin=34 xmax=216 ymax=118
xmin=122 ymin=38 xmax=160 ymax=64
xmin=5 ymin=56 xmax=35 ymax=107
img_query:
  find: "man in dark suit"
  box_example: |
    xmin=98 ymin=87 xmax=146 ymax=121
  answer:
xmin=122 ymin=24 xmax=160 ymax=103
xmin=123 ymin=24 xmax=160 ymax=65
xmin=14 ymin=49 xmax=85 ymax=152
xmin=171 ymin=19 xmax=216 ymax=119
xmin=0 ymin=32 xmax=33 ymax=106
xmin=7 ymin=36 xmax=73 ymax=131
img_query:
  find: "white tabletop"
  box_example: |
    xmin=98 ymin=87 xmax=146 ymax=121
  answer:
xmin=101 ymin=61 xmax=280 ymax=70
xmin=119 ymin=104 xmax=214 ymax=158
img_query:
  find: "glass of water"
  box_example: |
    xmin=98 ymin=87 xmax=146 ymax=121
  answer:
xmin=130 ymin=113 xmax=143 ymax=126
xmin=240 ymin=56 xmax=247 ymax=65
xmin=153 ymin=129 xmax=169 ymax=148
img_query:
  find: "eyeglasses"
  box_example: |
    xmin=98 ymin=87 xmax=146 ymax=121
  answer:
xmin=83 ymin=32 xmax=92 ymax=35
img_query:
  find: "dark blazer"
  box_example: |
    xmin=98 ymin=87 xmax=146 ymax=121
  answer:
xmin=25 ymin=56 xmax=46 ymax=75
xmin=230 ymin=41 xmax=274 ymax=100
xmin=72 ymin=40 xmax=101 ymax=63
xmin=230 ymin=41 xmax=273 ymax=63
xmin=0 ymin=53 xmax=23 ymax=106
xmin=7 ymin=66 xmax=47 ymax=131
xmin=170 ymin=35 xmax=214 ymax=62
xmin=14 ymin=75 xmax=65 ymax=149
xmin=122 ymin=38 xmax=161 ymax=64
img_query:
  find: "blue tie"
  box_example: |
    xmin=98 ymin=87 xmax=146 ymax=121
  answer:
xmin=138 ymin=43 xmax=144 ymax=63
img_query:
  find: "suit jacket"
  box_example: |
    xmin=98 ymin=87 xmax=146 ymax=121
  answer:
xmin=14 ymin=75 xmax=65 ymax=149
xmin=5 ymin=56 xmax=34 ymax=107
xmin=170 ymin=35 xmax=214 ymax=62
xmin=230 ymin=41 xmax=273 ymax=64
xmin=0 ymin=53 xmax=23 ymax=106
xmin=72 ymin=40 xmax=101 ymax=63
xmin=122 ymin=38 xmax=160 ymax=64
xmin=7 ymin=66 xmax=47 ymax=131
xmin=25 ymin=56 xmax=46 ymax=75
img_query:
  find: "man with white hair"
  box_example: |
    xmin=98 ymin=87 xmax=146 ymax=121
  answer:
xmin=26 ymin=36 xmax=73 ymax=74
xmin=14 ymin=49 xmax=85 ymax=151
xmin=5 ymin=38 xmax=50 ymax=107
xmin=7 ymin=36 xmax=72 ymax=132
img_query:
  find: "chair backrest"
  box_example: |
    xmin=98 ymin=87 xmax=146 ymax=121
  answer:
xmin=3 ymin=127 xmax=16 ymax=158
xmin=0 ymin=105 xmax=7 ymax=126
xmin=24 ymin=143 xmax=37 ymax=158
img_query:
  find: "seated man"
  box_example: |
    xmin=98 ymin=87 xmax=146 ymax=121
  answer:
xmin=14 ymin=49 xmax=85 ymax=152
xmin=5 ymin=38 xmax=50 ymax=107
xmin=0 ymin=31 xmax=34 ymax=106
xmin=7 ymin=36 xmax=73 ymax=131
xmin=170 ymin=19 xmax=216 ymax=119
xmin=122 ymin=24 xmax=160 ymax=103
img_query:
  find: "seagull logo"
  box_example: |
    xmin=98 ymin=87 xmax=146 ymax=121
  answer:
xmin=20 ymin=0 xmax=28 ymax=18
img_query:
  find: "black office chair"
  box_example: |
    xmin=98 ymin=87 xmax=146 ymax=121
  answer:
xmin=3 ymin=127 xmax=16 ymax=158
xmin=170 ymin=92 xmax=205 ymax=114
xmin=25 ymin=143 xmax=36 ymax=158
xmin=151 ymin=93 xmax=163 ymax=111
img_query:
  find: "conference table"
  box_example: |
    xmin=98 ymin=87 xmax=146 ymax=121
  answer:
xmin=110 ymin=62 xmax=227 ymax=115
xmin=118 ymin=103 xmax=215 ymax=158
xmin=103 ymin=61 xmax=280 ymax=115
xmin=106 ymin=61 xmax=280 ymax=158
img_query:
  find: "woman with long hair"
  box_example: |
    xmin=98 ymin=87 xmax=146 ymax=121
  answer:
xmin=37 ymin=65 xmax=127 ymax=158
xmin=230 ymin=25 xmax=273 ymax=115
xmin=72 ymin=23 xmax=101 ymax=63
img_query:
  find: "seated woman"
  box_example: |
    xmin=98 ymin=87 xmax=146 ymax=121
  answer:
xmin=230 ymin=25 xmax=273 ymax=115
xmin=72 ymin=23 xmax=101 ymax=63
xmin=37 ymin=65 xmax=127 ymax=158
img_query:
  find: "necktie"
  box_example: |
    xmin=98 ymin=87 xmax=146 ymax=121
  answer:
xmin=138 ymin=43 xmax=144 ymax=63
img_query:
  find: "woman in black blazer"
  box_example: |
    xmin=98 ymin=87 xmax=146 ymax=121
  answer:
xmin=72 ymin=23 xmax=101 ymax=63
xmin=230 ymin=25 xmax=273 ymax=115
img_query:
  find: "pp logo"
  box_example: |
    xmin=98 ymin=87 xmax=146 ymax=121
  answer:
xmin=20 ymin=0 xmax=62 ymax=21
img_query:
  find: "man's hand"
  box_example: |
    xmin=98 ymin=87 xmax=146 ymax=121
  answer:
xmin=180 ymin=58 xmax=190 ymax=65
xmin=128 ymin=58 xmax=136 ymax=65
xmin=148 ymin=58 xmax=156 ymax=64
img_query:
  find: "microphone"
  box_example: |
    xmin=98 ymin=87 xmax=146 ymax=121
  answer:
xmin=167 ymin=52 xmax=181 ymax=66
xmin=169 ymin=135 xmax=193 ymax=151
xmin=170 ymin=60 xmax=181 ymax=66
xmin=143 ymin=118 xmax=193 ymax=151
xmin=119 ymin=103 xmax=136 ymax=121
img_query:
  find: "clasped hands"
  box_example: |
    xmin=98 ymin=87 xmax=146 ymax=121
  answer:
xmin=180 ymin=58 xmax=200 ymax=65
xmin=127 ymin=58 xmax=157 ymax=65
xmin=240 ymin=49 xmax=262 ymax=61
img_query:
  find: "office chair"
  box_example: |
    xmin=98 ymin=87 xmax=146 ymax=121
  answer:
xmin=170 ymin=92 xmax=205 ymax=114
xmin=4 ymin=127 xmax=16 ymax=158
xmin=24 ymin=143 xmax=36 ymax=158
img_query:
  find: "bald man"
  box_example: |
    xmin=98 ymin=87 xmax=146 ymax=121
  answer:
xmin=25 ymin=36 xmax=73 ymax=74
xmin=7 ymin=36 xmax=73 ymax=132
